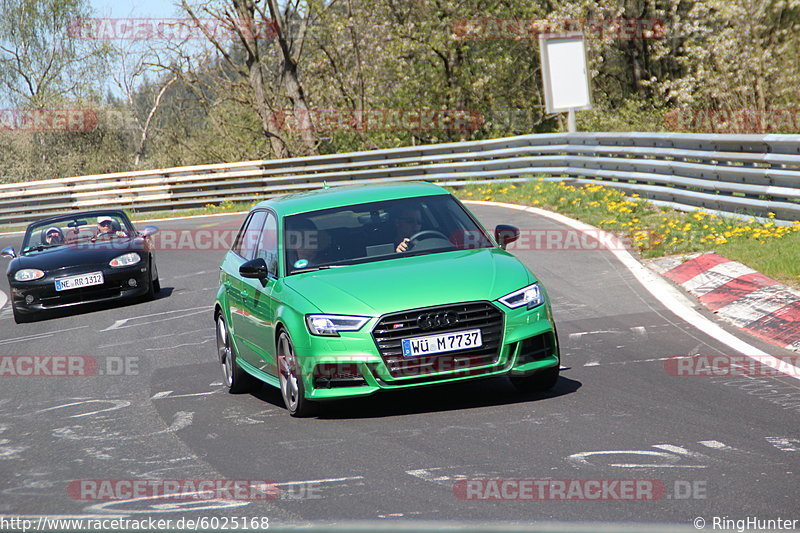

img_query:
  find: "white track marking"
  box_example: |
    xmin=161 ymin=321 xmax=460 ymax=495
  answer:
xmin=568 ymin=450 xmax=681 ymax=467
xmin=583 ymin=355 xmax=692 ymax=367
xmin=169 ymin=270 xmax=213 ymax=280
xmin=144 ymin=338 xmax=212 ymax=351
xmin=406 ymin=469 xmax=467 ymax=483
xmin=652 ymin=444 xmax=709 ymax=458
xmin=35 ymin=399 xmax=130 ymax=418
xmin=165 ymin=411 xmax=193 ymax=432
xmin=153 ymin=391 xmax=216 ymax=400
xmin=98 ymin=328 xmax=208 ymax=349
xmin=101 ymin=306 xmax=211 ymax=331
xmin=467 ymin=201 xmax=800 ymax=381
xmin=151 ymin=391 xmax=174 ymax=400
xmin=273 ymin=476 xmax=364 ymax=486
xmin=0 ymin=325 xmax=88 ymax=345
xmin=84 ymin=493 xmax=249 ymax=515
xmin=698 ymin=440 xmax=738 ymax=451
xmin=0 ymin=289 xmax=6 ymax=310
xmin=765 ymin=437 xmax=800 ymax=452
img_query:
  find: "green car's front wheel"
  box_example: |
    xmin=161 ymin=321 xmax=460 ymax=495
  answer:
xmin=216 ymin=314 xmax=258 ymax=394
xmin=277 ymin=330 xmax=316 ymax=417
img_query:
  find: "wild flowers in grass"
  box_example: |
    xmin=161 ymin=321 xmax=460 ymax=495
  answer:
xmin=456 ymin=178 xmax=800 ymax=257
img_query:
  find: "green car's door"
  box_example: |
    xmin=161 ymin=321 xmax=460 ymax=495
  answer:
xmin=228 ymin=209 xmax=267 ymax=366
xmin=237 ymin=211 xmax=280 ymax=376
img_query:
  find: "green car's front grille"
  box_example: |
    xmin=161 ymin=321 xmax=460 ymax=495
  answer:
xmin=371 ymin=301 xmax=504 ymax=379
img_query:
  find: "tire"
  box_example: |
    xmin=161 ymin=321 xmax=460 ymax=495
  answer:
xmin=216 ymin=314 xmax=259 ymax=394
xmin=510 ymin=365 xmax=559 ymax=393
xmin=277 ymin=330 xmax=316 ymax=417
xmin=151 ymin=258 xmax=161 ymax=293
xmin=140 ymin=258 xmax=158 ymax=301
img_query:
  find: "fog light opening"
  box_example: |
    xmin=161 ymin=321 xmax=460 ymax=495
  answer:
xmin=313 ymin=363 xmax=367 ymax=389
xmin=25 ymin=294 xmax=34 ymax=304
xmin=128 ymin=278 xmax=138 ymax=287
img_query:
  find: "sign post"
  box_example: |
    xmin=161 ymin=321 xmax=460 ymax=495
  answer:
xmin=539 ymin=33 xmax=592 ymax=132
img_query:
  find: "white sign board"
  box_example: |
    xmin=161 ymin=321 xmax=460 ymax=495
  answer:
xmin=540 ymin=34 xmax=592 ymax=113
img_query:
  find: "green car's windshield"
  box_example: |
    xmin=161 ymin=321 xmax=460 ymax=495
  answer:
xmin=22 ymin=213 xmax=131 ymax=254
xmin=283 ymin=194 xmax=493 ymax=274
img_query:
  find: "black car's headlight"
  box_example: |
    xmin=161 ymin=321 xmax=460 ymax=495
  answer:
xmin=109 ymin=252 xmax=141 ymax=268
xmin=306 ymin=315 xmax=370 ymax=336
xmin=498 ymin=283 xmax=544 ymax=310
xmin=14 ymin=269 xmax=45 ymax=282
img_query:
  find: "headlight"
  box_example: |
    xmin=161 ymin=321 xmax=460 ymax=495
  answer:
xmin=306 ymin=315 xmax=370 ymax=336
xmin=109 ymin=252 xmax=141 ymax=268
xmin=498 ymin=283 xmax=544 ymax=309
xmin=14 ymin=269 xmax=45 ymax=282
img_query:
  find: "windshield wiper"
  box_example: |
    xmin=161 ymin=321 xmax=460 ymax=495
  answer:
xmin=290 ymin=265 xmax=344 ymax=274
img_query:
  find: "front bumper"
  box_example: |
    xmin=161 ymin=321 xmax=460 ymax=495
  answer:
xmin=294 ymin=301 xmax=559 ymax=400
xmin=9 ymin=263 xmax=150 ymax=314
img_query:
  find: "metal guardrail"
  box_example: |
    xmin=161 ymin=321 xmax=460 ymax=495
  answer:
xmin=2 ymin=132 xmax=799 ymax=225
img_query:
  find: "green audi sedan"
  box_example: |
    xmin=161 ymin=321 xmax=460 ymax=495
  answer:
xmin=214 ymin=181 xmax=560 ymax=416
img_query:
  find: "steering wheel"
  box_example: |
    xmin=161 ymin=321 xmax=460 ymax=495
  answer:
xmin=406 ymin=230 xmax=450 ymax=250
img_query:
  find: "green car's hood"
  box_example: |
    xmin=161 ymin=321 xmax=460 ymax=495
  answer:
xmin=282 ymin=248 xmax=535 ymax=316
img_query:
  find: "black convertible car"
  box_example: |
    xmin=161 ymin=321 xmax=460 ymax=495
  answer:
xmin=2 ymin=210 xmax=160 ymax=323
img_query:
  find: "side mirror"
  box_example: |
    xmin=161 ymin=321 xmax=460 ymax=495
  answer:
xmin=239 ymin=257 xmax=269 ymax=280
xmin=1 ymin=246 xmax=16 ymax=259
xmin=141 ymin=225 xmax=159 ymax=238
xmin=494 ymin=225 xmax=520 ymax=249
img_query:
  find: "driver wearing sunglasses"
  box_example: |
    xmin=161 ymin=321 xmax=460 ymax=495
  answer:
xmin=394 ymin=207 xmax=423 ymax=253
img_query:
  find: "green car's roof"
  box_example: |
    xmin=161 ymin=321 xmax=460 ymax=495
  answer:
xmin=255 ymin=181 xmax=450 ymax=216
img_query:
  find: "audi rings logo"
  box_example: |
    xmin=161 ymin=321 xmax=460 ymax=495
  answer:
xmin=417 ymin=311 xmax=459 ymax=330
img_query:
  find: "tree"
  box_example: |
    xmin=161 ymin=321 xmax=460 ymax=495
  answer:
xmin=178 ymin=0 xmax=319 ymax=157
xmin=0 ymin=0 xmax=110 ymax=107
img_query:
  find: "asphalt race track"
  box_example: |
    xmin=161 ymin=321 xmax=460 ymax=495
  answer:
xmin=0 ymin=205 xmax=798 ymax=529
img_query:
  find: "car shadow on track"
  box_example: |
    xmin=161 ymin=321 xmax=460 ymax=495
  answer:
xmin=18 ymin=286 xmax=175 ymax=323
xmin=252 ymin=374 xmax=582 ymax=419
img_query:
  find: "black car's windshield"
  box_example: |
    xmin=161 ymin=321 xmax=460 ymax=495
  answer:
xmin=22 ymin=213 xmax=132 ymax=254
xmin=283 ymin=194 xmax=493 ymax=275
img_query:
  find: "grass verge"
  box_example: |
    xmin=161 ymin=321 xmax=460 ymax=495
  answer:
xmin=452 ymin=178 xmax=800 ymax=289
xmin=125 ymin=200 xmax=251 ymax=221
